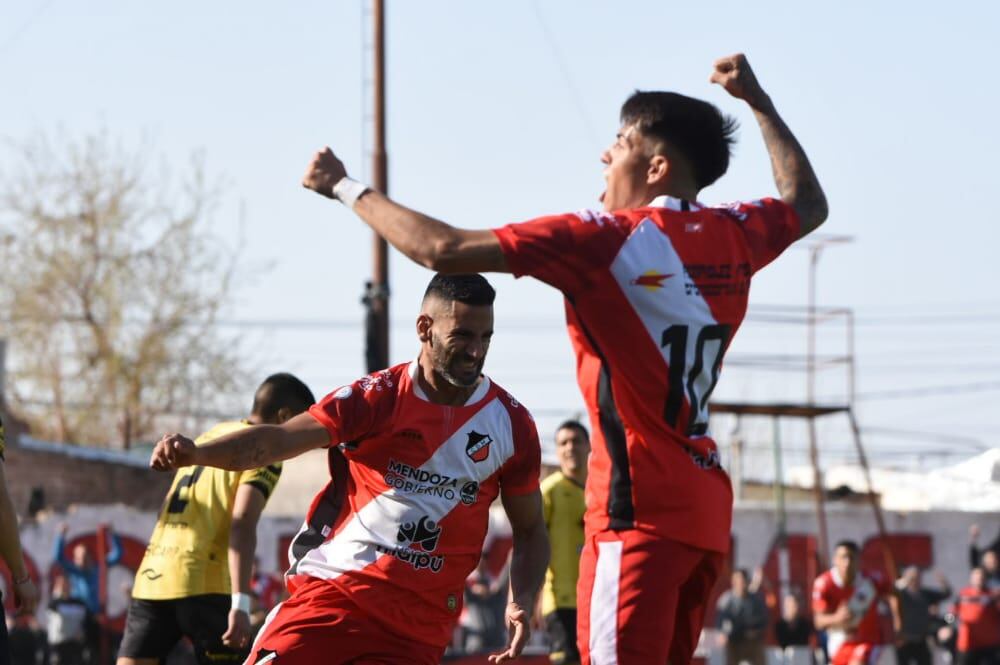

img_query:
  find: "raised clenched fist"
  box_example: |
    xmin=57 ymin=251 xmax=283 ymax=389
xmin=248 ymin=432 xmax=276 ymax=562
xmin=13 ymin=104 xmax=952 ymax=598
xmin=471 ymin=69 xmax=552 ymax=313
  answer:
xmin=710 ymin=53 xmax=770 ymax=111
xmin=302 ymin=147 xmax=349 ymax=199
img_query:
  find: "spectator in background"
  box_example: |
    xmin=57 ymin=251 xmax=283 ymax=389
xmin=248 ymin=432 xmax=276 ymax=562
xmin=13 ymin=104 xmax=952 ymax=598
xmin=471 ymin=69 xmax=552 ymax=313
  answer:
xmin=54 ymin=522 xmax=122 ymax=615
xmin=55 ymin=522 xmax=121 ymax=664
xmin=716 ymin=568 xmax=768 ymax=665
xmin=896 ymin=566 xmax=952 ymax=665
xmin=953 ymin=567 xmax=1000 ymax=665
xmin=47 ymin=574 xmax=88 ymax=665
xmin=954 ymin=568 xmax=1000 ymax=665
xmin=969 ymin=524 xmax=1000 ymax=571
xmin=540 ymin=420 xmax=589 ymax=665
xmin=977 ymin=551 xmax=1000 ymax=591
xmin=775 ymin=593 xmax=813 ymax=650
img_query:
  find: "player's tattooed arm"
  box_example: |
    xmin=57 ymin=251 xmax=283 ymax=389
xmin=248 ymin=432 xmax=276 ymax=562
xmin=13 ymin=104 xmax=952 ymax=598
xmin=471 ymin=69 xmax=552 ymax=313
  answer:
xmin=710 ymin=53 xmax=829 ymax=237
xmin=150 ymin=413 xmax=329 ymax=472
xmin=302 ymin=148 xmax=509 ymax=274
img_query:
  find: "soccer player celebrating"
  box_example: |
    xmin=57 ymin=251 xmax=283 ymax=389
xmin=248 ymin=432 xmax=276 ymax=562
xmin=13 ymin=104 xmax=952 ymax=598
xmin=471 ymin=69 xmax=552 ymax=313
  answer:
xmin=812 ymin=541 xmax=901 ymax=665
xmin=541 ymin=421 xmax=590 ymax=665
xmin=118 ymin=373 xmax=315 ymax=665
xmin=300 ymin=53 xmax=827 ymax=663
xmin=149 ymin=274 xmax=548 ymax=665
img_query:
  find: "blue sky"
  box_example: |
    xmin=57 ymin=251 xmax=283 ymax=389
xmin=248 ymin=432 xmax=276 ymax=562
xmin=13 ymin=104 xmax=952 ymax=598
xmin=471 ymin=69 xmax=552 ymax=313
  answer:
xmin=3 ymin=1 xmax=998 ymax=469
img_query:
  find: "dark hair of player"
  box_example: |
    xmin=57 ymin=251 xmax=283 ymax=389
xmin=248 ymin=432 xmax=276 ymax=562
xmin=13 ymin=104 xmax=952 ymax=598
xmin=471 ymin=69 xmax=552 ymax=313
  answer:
xmin=422 ymin=273 xmax=496 ymax=307
xmin=251 ymin=373 xmax=316 ymax=421
xmin=732 ymin=568 xmax=750 ymax=583
xmin=620 ymin=91 xmax=738 ymax=190
xmin=834 ymin=539 xmax=860 ymax=554
xmin=556 ymin=419 xmax=589 ymax=442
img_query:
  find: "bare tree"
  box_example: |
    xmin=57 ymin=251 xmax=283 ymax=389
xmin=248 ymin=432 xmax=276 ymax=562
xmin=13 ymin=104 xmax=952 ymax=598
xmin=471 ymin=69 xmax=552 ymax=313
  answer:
xmin=0 ymin=130 xmax=249 ymax=448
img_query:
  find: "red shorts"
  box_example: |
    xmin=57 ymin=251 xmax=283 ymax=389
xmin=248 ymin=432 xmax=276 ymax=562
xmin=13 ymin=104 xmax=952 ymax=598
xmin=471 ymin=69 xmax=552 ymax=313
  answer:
xmin=831 ymin=642 xmax=883 ymax=665
xmin=577 ymin=529 xmax=724 ymax=665
xmin=245 ymin=578 xmax=446 ymax=665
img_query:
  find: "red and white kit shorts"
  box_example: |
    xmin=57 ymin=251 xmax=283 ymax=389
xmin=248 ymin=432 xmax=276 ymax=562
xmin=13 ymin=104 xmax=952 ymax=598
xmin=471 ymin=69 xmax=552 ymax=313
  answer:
xmin=577 ymin=529 xmax=725 ymax=665
xmin=245 ymin=578 xmax=446 ymax=665
xmin=831 ymin=642 xmax=883 ymax=665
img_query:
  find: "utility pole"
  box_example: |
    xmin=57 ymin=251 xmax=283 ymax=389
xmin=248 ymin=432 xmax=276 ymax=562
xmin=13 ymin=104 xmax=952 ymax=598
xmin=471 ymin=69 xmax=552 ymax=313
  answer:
xmin=364 ymin=0 xmax=390 ymax=372
xmin=804 ymin=234 xmax=851 ymax=567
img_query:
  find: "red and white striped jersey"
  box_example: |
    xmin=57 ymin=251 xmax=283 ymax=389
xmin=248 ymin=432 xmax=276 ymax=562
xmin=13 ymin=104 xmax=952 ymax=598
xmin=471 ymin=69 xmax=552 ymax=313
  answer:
xmin=812 ymin=568 xmax=892 ymax=652
xmin=494 ymin=196 xmax=798 ymax=552
xmin=289 ymin=361 xmax=540 ymax=648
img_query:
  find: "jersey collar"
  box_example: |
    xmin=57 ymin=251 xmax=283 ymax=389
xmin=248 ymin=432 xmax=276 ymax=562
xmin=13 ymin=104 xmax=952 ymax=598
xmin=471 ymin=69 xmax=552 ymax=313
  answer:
xmin=830 ymin=567 xmax=845 ymax=588
xmin=407 ymin=360 xmax=492 ymax=407
xmin=648 ymin=195 xmax=702 ymax=212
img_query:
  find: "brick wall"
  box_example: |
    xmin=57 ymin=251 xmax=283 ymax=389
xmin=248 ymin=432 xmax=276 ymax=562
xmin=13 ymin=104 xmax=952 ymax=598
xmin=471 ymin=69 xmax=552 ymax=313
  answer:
xmin=4 ymin=442 xmax=173 ymax=515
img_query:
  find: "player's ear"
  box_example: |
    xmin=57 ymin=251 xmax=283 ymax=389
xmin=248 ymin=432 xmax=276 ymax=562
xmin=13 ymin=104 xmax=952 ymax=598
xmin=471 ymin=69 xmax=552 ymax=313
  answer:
xmin=647 ymin=154 xmax=669 ymax=185
xmin=416 ymin=314 xmax=433 ymax=343
xmin=275 ymin=406 xmax=294 ymax=424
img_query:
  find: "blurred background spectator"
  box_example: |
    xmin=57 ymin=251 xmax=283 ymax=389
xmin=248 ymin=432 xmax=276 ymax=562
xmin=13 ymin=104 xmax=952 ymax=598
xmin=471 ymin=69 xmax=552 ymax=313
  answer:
xmin=47 ymin=573 xmax=88 ymax=665
xmin=952 ymin=567 xmax=1000 ymax=665
xmin=716 ymin=568 xmax=768 ymax=665
xmin=775 ymin=593 xmax=813 ymax=651
xmin=896 ymin=566 xmax=952 ymax=665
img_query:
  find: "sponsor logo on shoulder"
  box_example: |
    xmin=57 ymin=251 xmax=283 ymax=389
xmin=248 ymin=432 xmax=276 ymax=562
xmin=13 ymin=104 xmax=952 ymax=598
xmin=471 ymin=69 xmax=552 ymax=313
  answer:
xmin=465 ymin=430 xmax=493 ymax=463
xmin=573 ymin=208 xmax=616 ymax=226
xmin=333 ymin=385 xmax=352 ymax=400
xmin=358 ymin=369 xmax=394 ymax=393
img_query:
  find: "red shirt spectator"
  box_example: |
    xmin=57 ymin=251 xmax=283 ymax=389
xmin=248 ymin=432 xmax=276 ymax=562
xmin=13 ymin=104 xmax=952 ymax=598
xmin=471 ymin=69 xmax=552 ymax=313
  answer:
xmin=954 ymin=568 xmax=1000 ymax=653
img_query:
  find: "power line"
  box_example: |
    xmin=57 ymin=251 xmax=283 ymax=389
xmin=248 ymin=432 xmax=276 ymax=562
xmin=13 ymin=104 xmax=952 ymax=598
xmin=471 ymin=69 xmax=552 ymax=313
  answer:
xmin=855 ymin=381 xmax=1000 ymax=401
xmin=528 ymin=0 xmax=599 ymax=146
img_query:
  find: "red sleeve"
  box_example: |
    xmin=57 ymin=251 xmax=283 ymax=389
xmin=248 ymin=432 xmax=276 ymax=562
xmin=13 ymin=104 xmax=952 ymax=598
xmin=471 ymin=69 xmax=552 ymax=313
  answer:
xmin=307 ymin=371 xmax=395 ymax=449
xmin=492 ymin=209 xmax=628 ymax=295
xmin=723 ymin=198 xmax=800 ymax=273
xmin=811 ymin=575 xmax=834 ymax=614
xmin=498 ymin=396 xmax=541 ymax=496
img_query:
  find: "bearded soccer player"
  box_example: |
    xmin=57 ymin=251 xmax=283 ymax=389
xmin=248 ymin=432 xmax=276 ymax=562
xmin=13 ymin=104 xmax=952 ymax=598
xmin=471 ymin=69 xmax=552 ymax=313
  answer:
xmin=812 ymin=541 xmax=900 ymax=665
xmin=149 ymin=274 xmax=548 ymax=665
xmin=118 ymin=373 xmax=315 ymax=665
xmin=299 ymin=53 xmax=827 ymax=663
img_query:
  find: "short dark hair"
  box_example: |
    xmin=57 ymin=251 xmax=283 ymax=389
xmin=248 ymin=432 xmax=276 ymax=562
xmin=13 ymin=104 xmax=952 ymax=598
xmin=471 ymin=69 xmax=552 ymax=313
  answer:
xmin=556 ymin=419 xmax=589 ymax=441
xmin=834 ymin=540 xmax=860 ymax=555
xmin=620 ymin=91 xmax=737 ymax=190
xmin=251 ymin=373 xmax=316 ymax=422
xmin=732 ymin=568 xmax=750 ymax=583
xmin=423 ymin=273 xmax=496 ymax=307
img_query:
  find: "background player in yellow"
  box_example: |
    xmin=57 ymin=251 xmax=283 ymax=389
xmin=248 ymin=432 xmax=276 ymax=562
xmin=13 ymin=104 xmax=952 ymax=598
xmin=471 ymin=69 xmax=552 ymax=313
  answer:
xmin=540 ymin=420 xmax=589 ymax=665
xmin=117 ymin=373 xmax=314 ymax=665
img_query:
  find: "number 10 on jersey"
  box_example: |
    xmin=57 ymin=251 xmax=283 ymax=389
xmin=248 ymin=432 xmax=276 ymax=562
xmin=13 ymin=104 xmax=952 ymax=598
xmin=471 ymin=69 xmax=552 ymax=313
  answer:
xmin=661 ymin=324 xmax=731 ymax=437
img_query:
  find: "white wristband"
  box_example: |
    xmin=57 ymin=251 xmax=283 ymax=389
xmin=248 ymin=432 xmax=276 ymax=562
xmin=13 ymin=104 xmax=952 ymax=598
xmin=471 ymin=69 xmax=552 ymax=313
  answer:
xmin=332 ymin=177 xmax=370 ymax=208
xmin=231 ymin=592 xmax=252 ymax=614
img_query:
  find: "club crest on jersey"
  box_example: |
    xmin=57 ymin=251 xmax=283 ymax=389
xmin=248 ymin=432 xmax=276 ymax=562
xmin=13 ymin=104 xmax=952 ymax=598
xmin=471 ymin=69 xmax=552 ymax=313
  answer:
xmin=631 ymin=269 xmax=674 ymax=291
xmin=465 ymin=430 xmax=493 ymax=463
